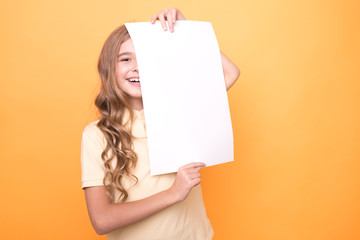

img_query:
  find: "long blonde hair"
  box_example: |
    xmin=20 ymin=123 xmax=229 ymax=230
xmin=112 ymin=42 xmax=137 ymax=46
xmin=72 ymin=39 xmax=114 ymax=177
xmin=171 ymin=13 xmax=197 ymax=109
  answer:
xmin=95 ymin=25 xmax=138 ymax=203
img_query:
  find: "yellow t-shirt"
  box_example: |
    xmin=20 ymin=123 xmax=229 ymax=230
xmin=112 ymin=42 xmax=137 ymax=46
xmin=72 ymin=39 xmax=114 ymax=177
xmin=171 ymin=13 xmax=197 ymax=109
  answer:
xmin=81 ymin=109 xmax=214 ymax=240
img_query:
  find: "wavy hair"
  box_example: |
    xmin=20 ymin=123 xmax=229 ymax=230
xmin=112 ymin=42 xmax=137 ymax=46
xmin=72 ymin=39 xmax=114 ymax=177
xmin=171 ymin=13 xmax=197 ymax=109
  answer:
xmin=95 ymin=25 xmax=138 ymax=203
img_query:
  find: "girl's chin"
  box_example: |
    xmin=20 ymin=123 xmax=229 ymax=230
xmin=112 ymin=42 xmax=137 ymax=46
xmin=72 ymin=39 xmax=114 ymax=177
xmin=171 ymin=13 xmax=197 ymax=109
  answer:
xmin=126 ymin=92 xmax=143 ymax=99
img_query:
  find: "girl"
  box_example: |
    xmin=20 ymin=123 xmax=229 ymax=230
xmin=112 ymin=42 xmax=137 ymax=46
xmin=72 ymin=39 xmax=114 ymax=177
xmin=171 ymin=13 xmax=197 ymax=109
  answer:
xmin=81 ymin=8 xmax=240 ymax=240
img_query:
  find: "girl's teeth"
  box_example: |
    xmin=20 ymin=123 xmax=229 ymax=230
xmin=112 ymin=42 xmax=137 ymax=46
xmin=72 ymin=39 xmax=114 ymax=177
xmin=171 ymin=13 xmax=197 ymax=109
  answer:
xmin=128 ymin=78 xmax=140 ymax=82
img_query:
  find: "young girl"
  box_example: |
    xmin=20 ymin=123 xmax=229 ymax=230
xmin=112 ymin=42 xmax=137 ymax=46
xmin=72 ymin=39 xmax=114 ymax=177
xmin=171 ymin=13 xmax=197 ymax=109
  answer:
xmin=81 ymin=8 xmax=240 ymax=240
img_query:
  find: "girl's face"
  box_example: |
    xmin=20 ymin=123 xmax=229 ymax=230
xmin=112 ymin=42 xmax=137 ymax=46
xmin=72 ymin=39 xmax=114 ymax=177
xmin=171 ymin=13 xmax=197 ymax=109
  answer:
xmin=116 ymin=38 xmax=142 ymax=100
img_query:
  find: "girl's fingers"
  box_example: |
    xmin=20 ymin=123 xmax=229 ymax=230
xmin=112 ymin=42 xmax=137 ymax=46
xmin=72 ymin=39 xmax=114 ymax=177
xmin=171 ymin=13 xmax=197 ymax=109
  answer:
xmin=151 ymin=14 xmax=158 ymax=24
xmin=190 ymin=177 xmax=201 ymax=187
xmin=151 ymin=8 xmax=179 ymax=31
xmin=158 ymin=13 xmax=167 ymax=31
xmin=171 ymin=8 xmax=177 ymax=23
xmin=166 ymin=10 xmax=174 ymax=32
xmin=191 ymin=172 xmax=201 ymax=179
xmin=180 ymin=162 xmax=206 ymax=170
xmin=151 ymin=8 xmax=185 ymax=31
xmin=186 ymin=167 xmax=202 ymax=174
xmin=185 ymin=172 xmax=201 ymax=187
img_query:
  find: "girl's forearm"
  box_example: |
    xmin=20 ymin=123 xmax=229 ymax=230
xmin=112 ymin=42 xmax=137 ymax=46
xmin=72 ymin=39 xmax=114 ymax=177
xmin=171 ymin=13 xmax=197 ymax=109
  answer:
xmin=85 ymin=187 xmax=178 ymax=235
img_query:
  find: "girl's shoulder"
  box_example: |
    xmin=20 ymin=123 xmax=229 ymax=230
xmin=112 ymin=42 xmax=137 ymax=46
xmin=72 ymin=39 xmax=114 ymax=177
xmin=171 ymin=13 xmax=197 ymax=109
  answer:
xmin=83 ymin=119 xmax=100 ymax=131
xmin=82 ymin=119 xmax=105 ymax=143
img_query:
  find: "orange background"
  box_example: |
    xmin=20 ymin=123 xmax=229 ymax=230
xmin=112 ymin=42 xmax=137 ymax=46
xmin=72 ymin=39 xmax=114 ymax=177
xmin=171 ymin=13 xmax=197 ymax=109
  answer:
xmin=1 ymin=0 xmax=359 ymax=239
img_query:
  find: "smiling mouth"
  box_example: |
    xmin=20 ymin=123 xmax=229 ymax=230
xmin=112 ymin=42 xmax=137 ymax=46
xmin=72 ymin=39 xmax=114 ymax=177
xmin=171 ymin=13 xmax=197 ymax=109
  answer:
xmin=127 ymin=78 xmax=141 ymax=87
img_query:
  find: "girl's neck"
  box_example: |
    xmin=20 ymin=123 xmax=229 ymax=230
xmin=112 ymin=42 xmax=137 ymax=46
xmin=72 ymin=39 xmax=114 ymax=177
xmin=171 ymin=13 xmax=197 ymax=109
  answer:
xmin=129 ymin=97 xmax=144 ymax=111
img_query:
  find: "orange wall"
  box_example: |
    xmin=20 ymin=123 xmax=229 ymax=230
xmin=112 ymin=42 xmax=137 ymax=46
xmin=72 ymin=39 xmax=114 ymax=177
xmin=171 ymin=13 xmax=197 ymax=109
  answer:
xmin=1 ymin=0 xmax=359 ymax=239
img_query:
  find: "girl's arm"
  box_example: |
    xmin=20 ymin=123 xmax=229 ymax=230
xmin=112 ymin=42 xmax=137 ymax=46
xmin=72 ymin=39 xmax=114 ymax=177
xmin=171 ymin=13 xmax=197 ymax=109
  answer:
xmin=151 ymin=8 xmax=240 ymax=91
xmin=85 ymin=162 xmax=205 ymax=235
xmin=221 ymin=51 xmax=240 ymax=90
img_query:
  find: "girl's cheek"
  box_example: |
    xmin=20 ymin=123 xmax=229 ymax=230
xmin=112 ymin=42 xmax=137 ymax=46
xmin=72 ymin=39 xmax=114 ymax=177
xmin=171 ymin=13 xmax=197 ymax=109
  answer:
xmin=116 ymin=66 xmax=126 ymax=76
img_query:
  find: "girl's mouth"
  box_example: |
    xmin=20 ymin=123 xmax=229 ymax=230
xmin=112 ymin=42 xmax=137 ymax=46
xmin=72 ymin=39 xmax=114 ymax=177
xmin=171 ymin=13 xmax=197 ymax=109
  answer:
xmin=127 ymin=78 xmax=141 ymax=87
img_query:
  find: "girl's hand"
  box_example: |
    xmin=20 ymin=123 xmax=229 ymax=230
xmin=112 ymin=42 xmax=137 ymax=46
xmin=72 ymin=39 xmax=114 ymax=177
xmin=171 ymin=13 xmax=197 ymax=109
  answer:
xmin=151 ymin=8 xmax=186 ymax=32
xmin=168 ymin=162 xmax=206 ymax=202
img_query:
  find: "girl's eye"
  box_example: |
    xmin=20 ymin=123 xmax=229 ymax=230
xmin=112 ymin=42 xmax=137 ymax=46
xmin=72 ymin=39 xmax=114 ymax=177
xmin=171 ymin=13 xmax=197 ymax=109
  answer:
xmin=121 ymin=58 xmax=130 ymax=62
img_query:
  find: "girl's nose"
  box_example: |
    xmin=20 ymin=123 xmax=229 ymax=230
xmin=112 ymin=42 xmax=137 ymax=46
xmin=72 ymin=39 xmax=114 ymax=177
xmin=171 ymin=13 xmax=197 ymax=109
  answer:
xmin=132 ymin=61 xmax=138 ymax=72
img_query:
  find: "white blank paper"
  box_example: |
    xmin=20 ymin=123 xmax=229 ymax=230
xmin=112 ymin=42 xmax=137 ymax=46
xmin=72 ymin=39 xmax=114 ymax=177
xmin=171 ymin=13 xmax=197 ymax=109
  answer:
xmin=125 ymin=21 xmax=233 ymax=175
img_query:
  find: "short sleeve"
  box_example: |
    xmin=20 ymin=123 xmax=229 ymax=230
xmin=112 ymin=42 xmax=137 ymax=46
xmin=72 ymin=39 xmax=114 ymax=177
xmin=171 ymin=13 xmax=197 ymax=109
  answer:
xmin=81 ymin=121 xmax=106 ymax=189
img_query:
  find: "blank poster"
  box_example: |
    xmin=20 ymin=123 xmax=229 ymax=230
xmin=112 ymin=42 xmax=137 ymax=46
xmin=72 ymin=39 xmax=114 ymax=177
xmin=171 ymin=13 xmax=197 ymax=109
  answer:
xmin=125 ymin=20 xmax=233 ymax=175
